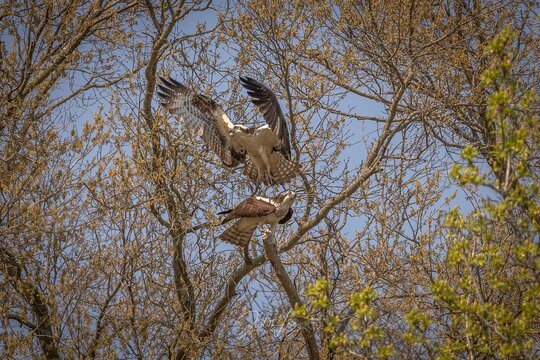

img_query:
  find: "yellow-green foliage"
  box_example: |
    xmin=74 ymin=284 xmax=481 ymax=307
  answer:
xmin=300 ymin=279 xmax=394 ymax=358
xmin=434 ymin=26 xmax=540 ymax=358
xmin=303 ymin=27 xmax=539 ymax=359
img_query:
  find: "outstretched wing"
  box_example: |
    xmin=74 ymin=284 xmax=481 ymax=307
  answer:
xmin=157 ymin=77 xmax=245 ymax=167
xmin=240 ymin=76 xmax=291 ymax=159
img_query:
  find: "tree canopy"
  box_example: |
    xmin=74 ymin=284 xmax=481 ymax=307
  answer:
xmin=1 ymin=0 xmax=539 ymax=358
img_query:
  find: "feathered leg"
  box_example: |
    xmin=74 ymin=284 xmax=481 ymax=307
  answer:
xmin=244 ymin=160 xmax=264 ymax=195
xmin=243 ymin=244 xmax=252 ymax=264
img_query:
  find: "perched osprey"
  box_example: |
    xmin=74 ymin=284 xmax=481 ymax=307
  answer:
xmin=157 ymin=76 xmax=302 ymax=186
xmin=217 ymin=190 xmax=296 ymax=247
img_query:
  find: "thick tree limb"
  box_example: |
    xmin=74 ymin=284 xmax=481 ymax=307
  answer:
xmin=0 ymin=247 xmax=60 ymax=359
xmin=262 ymin=224 xmax=320 ymax=360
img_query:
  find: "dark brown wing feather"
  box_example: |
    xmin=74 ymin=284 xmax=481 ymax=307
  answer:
xmin=220 ymin=197 xmax=276 ymax=224
xmin=233 ymin=197 xmax=276 ymax=217
xmin=278 ymin=208 xmax=294 ymax=224
xmin=239 ymin=76 xmax=291 ymax=159
xmin=157 ymin=76 xmax=245 ymax=167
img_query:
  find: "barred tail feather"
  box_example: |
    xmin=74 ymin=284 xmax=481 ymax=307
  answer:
xmin=219 ymin=220 xmax=257 ymax=247
xmin=271 ymin=154 xmax=302 ymax=185
xmin=243 ymin=159 xmax=260 ymax=184
xmin=243 ymin=155 xmax=302 ymax=186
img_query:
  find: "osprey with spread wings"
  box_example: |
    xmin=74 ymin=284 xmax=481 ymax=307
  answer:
xmin=157 ymin=76 xmax=302 ymax=186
